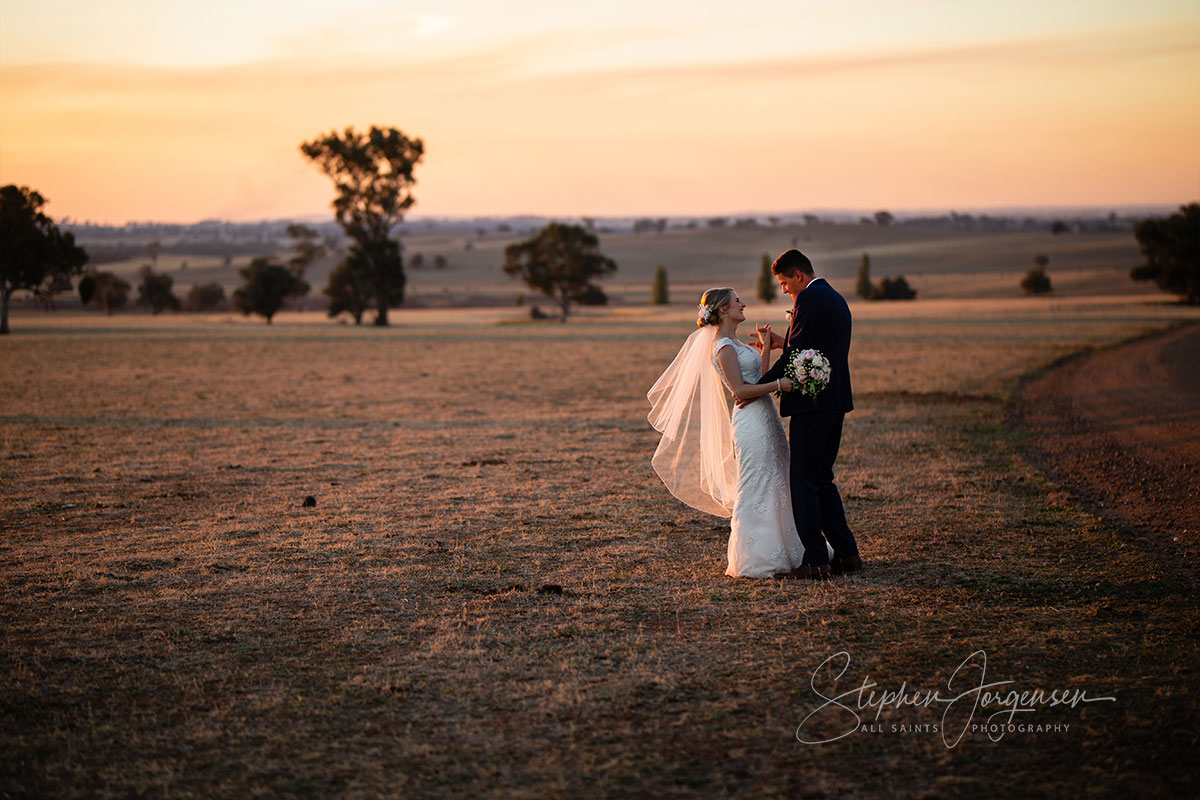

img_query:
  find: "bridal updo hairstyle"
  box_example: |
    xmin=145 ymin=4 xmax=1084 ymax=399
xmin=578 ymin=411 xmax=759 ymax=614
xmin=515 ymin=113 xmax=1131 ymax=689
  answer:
xmin=697 ymin=287 xmax=735 ymax=327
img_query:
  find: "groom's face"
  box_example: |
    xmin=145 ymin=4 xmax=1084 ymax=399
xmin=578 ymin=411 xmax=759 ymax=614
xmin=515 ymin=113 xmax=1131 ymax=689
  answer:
xmin=776 ymin=270 xmax=807 ymax=299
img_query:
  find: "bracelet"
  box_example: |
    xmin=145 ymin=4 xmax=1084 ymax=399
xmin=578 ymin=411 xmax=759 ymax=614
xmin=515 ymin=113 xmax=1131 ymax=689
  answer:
xmin=776 ymin=379 xmax=781 ymax=392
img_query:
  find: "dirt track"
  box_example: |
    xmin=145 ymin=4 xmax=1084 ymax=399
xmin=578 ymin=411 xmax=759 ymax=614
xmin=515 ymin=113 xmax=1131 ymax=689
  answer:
xmin=1021 ymin=323 xmax=1200 ymax=587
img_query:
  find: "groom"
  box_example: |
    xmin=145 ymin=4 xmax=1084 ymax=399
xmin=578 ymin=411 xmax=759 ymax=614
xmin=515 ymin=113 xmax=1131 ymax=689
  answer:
xmin=754 ymin=250 xmax=861 ymax=579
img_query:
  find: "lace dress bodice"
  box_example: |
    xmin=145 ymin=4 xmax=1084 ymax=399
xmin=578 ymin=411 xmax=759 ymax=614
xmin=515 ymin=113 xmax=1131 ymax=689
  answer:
xmin=712 ymin=336 xmax=763 ymax=387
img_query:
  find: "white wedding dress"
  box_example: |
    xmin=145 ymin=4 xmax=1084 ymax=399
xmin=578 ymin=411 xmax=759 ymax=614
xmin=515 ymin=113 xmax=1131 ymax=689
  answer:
xmin=711 ymin=336 xmax=808 ymax=577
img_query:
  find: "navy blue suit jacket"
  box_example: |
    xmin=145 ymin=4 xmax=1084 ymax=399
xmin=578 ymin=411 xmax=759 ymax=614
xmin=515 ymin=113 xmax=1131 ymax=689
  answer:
xmin=759 ymin=278 xmax=853 ymax=416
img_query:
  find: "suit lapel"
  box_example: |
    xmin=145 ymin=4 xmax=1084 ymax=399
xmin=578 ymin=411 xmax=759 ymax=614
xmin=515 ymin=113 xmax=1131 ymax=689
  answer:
xmin=788 ymin=279 xmax=827 ymax=345
xmin=787 ymin=298 xmax=802 ymax=346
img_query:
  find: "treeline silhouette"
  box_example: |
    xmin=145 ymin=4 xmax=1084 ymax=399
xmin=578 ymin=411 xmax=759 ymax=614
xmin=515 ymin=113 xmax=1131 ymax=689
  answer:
xmin=60 ymin=210 xmax=1146 ymax=249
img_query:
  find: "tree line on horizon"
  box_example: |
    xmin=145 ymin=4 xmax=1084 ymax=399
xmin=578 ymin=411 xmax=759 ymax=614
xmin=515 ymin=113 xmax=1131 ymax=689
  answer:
xmin=3 ymin=132 xmax=1197 ymax=334
xmin=55 ymin=207 xmax=1148 ymax=242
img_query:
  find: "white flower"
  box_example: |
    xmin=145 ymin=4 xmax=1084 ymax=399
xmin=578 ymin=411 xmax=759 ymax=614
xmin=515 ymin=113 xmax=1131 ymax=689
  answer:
xmin=801 ymin=349 xmax=816 ymax=360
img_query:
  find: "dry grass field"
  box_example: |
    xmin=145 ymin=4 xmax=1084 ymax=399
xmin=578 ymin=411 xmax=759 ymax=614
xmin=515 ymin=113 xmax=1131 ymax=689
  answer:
xmin=3 ymin=293 xmax=1198 ymax=798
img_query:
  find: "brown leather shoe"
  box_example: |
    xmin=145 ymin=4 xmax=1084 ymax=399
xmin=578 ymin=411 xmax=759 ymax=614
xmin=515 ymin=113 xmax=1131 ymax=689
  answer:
xmin=830 ymin=556 xmax=863 ymax=575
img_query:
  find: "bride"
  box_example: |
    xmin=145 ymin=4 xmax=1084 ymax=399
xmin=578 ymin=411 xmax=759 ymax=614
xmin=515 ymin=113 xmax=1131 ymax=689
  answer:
xmin=648 ymin=287 xmax=812 ymax=578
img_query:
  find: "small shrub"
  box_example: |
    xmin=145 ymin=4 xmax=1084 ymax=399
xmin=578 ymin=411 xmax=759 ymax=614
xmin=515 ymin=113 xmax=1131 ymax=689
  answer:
xmin=652 ymin=266 xmax=669 ymax=305
xmin=185 ymin=282 xmax=228 ymax=311
xmin=874 ymin=275 xmax=917 ymax=300
xmin=856 ymin=254 xmax=872 ymax=300
xmin=756 ymin=255 xmax=776 ymax=304
xmin=573 ymin=285 xmax=608 ymax=306
xmin=1021 ymin=267 xmax=1053 ymax=294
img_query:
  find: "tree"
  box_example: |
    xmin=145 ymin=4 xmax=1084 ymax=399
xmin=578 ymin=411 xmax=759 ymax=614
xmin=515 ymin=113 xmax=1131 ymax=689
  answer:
xmin=1130 ymin=203 xmax=1199 ymax=304
xmin=78 ymin=271 xmax=130 ymax=315
xmin=324 ymin=246 xmax=375 ymax=325
xmin=875 ymin=275 xmax=917 ymax=300
xmin=185 ymin=282 xmax=228 ymax=311
xmin=145 ymin=240 xmax=161 ymax=267
xmin=1021 ymin=267 xmax=1053 ymax=294
xmin=874 ymin=210 xmax=894 ymax=226
xmin=300 ymin=125 xmax=424 ymax=326
xmin=232 ymin=257 xmax=309 ymax=324
xmin=502 ymin=222 xmax=617 ymax=322
xmin=78 ymin=274 xmax=96 ymax=306
xmin=285 ymin=223 xmax=327 ymax=277
xmin=137 ymin=266 xmax=181 ymax=313
xmin=757 ymin=253 xmax=776 ymax=303
xmin=573 ymin=285 xmax=608 ymax=306
xmin=0 ymin=185 xmax=89 ymax=334
xmin=651 ymin=265 xmax=669 ymax=305
xmin=1051 ymin=220 xmax=1069 ymax=235
xmin=856 ymin=253 xmax=873 ymax=299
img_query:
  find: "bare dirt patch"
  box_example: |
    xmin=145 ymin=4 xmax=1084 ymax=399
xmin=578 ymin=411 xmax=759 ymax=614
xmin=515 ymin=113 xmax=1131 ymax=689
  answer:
xmin=1018 ymin=322 xmax=1200 ymax=588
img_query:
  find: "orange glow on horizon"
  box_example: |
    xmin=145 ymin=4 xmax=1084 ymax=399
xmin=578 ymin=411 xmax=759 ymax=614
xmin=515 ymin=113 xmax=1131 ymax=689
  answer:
xmin=1 ymin=1 xmax=1197 ymax=223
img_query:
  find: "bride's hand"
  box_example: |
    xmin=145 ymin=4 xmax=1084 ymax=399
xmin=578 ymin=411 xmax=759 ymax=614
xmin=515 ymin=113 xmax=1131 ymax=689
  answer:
xmin=778 ymin=377 xmax=794 ymax=392
xmin=754 ymin=323 xmax=771 ymax=350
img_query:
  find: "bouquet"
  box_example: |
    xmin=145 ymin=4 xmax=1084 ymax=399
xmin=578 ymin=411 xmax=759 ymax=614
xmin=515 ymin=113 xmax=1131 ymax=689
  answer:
xmin=782 ymin=348 xmax=831 ymax=397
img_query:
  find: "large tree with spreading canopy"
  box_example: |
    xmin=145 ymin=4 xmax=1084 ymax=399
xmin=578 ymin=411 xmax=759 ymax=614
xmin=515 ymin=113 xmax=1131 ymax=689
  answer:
xmin=300 ymin=126 xmax=423 ymax=326
xmin=0 ymin=185 xmax=89 ymax=334
xmin=502 ymin=223 xmax=617 ymax=321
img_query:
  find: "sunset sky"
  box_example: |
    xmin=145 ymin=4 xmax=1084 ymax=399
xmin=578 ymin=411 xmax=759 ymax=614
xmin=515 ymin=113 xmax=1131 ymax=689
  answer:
xmin=1 ymin=0 xmax=1198 ymax=223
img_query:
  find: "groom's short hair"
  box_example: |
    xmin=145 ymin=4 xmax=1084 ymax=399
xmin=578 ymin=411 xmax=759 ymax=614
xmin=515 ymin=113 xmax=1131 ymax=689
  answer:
xmin=772 ymin=250 xmax=814 ymax=277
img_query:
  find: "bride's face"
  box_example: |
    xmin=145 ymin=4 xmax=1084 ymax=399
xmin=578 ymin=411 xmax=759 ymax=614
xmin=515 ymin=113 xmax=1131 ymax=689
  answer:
xmin=722 ymin=293 xmax=747 ymax=324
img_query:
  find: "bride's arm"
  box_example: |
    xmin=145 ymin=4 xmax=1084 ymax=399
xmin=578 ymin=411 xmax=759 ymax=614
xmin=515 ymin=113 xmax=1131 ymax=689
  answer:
xmin=715 ymin=345 xmax=792 ymax=402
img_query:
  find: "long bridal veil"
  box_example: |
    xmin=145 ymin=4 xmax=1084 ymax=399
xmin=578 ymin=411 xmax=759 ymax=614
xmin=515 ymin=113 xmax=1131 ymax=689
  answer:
xmin=647 ymin=325 xmax=737 ymax=517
